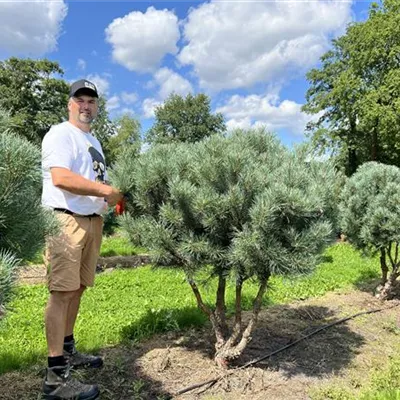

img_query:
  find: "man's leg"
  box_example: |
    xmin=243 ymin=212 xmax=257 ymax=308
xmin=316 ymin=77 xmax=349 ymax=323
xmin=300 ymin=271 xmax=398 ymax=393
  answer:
xmin=45 ymin=291 xmax=76 ymax=357
xmin=43 ymin=289 xmax=99 ymax=399
xmin=65 ymin=285 xmax=86 ymax=337
xmin=62 ymin=283 xmax=103 ymax=369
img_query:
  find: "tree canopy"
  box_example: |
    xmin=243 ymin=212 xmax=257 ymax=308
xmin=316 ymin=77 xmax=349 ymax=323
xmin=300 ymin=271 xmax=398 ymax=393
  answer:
xmin=146 ymin=93 xmax=226 ymax=145
xmin=111 ymin=129 xmax=341 ymax=365
xmin=106 ymin=113 xmax=141 ymax=165
xmin=303 ymin=0 xmax=400 ymax=175
xmin=0 ymin=58 xmax=69 ymax=144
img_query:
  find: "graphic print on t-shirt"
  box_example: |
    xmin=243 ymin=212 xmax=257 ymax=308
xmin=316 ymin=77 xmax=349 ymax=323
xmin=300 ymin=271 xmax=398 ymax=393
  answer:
xmin=88 ymin=146 xmax=106 ymax=183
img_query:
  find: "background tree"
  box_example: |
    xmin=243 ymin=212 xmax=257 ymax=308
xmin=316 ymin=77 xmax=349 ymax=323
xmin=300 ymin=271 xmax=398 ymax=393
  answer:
xmin=340 ymin=161 xmax=400 ymax=300
xmin=303 ymin=0 xmax=400 ymax=175
xmin=146 ymin=93 xmax=226 ymax=145
xmin=0 ymin=109 xmax=58 ymax=317
xmin=111 ymin=129 xmax=340 ymax=366
xmin=0 ymin=57 xmax=116 ymax=149
xmin=0 ymin=58 xmax=69 ymax=144
xmin=91 ymin=96 xmax=116 ymax=163
xmin=107 ymin=113 xmax=141 ymax=164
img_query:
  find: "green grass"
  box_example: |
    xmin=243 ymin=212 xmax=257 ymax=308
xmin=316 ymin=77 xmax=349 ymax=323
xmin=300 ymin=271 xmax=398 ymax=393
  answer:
xmin=27 ymin=234 xmax=146 ymax=264
xmin=0 ymin=243 xmax=381 ymax=374
xmin=310 ymin=357 xmax=400 ymax=400
xmin=99 ymin=234 xmax=146 ymax=257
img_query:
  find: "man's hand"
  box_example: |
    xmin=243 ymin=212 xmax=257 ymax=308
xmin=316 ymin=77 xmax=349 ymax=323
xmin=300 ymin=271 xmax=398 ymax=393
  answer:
xmin=104 ymin=186 xmax=123 ymax=207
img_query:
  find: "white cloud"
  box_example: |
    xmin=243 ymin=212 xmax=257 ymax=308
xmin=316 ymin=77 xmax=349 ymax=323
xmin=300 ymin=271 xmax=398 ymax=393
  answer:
xmin=179 ymin=1 xmax=352 ymax=91
xmin=154 ymin=68 xmax=193 ymax=100
xmin=105 ymin=6 xmax=180 ymax=73
xmin=217 ymin=93 xmax=317 ymax=136
xmin=77 ymin=59 xmax=86 ymax=71
xmin=0 ymin=1 xmax=67 ymax=56
xmin=120 ymin=108 xmax=135 ymax=116
xmin=106 ymin=95 xmax=120 ymax=111
xmin=142 ymin=98 xmax=161 ymax=119
xmin=86 ymin=74 xmax=110 ymax=95
xmin=121 ymin=91 xmax=138 ymax=104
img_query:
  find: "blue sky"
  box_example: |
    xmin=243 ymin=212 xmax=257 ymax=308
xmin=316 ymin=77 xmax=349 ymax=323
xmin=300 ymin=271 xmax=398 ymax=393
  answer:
xmin=0 ymin=0 xmax=373 ymax=146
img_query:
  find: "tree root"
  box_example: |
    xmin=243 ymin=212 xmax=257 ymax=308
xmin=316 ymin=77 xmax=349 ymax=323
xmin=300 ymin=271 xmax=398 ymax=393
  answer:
xmin=174 ymin=302 xmax=400 ymax=397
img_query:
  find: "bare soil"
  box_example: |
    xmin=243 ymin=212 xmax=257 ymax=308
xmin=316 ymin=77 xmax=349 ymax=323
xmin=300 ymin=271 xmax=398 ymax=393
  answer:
xmin=0 ymin=287 xmax=399 ymax=400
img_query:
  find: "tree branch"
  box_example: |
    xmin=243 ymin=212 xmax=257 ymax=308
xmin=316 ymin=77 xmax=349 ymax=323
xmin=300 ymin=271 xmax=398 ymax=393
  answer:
xmin=387 ymin=242 xmax=395 ymax=270
xmin=380 ymin=248 xmax=388 ymax=284
xmin=224 ymin=278 xmax=243 ymax=349
xmin=187 ymin=278 xmax=225 ymax=348
xmin=215 ymin=274 xmax=228 ymax=336
xmin=230 ymin=277 xmax=268 ymax=356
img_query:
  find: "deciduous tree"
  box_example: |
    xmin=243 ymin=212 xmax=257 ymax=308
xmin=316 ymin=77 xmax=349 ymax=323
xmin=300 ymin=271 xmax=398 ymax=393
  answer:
xmin=303 ymin=0 xmax=400 ymax=175
xmin=146 ymin=93 xmax=225 ymax=145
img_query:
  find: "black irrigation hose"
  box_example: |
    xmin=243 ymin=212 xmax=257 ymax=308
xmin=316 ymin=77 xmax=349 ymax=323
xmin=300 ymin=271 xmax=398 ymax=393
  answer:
xmin=174 ymin=302 xmax=400 ymax=397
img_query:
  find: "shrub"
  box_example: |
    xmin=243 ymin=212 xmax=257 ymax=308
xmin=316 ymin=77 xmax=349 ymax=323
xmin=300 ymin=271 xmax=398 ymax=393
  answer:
xmin=112 ymin=129 xmax=341 ymax=366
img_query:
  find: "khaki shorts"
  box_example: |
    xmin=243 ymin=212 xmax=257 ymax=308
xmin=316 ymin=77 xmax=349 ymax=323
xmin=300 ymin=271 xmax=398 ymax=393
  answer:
xmin=45 ymin=213 xmax=103 ymax=292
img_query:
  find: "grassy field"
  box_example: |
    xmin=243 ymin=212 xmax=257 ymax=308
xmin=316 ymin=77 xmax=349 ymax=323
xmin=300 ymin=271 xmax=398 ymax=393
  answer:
xmin=28 ymin=233 xmax=144 ymax=264
xmin=0 ymin=243 xmax=381 ymax=375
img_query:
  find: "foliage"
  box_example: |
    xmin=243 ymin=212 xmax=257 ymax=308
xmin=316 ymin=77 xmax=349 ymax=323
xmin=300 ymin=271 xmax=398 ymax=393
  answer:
xmin=146 ymin=93 xmax=225 ymax=145
xmin=303 ymin=0 xmax=400 ymax=175
xmin=0 ymin=58 xmax=69 ymax=143
xmin=91 ymin=96 xmax=117 ymax=164
xmin=0 ymin=251 xmax=19 ymax=319
xmin=339 ymin=162 xmax=400 ymax=299
xmin=0 ymin=243 xmax=381 ymax=374
xmin=100 ymin=233 xmax=146 ymax=257
xmin=0 ymin=111 xmax=58 ymax=315
xmin=107 ymin=114 xmax=141 ymax=164
xmin=111 ymin=129 xmax=341 ymax=364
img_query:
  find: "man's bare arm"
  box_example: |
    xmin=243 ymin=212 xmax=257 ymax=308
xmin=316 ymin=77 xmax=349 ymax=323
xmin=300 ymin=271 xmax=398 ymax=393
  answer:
xmin=51 ymin=167 xmax=122 ymax=206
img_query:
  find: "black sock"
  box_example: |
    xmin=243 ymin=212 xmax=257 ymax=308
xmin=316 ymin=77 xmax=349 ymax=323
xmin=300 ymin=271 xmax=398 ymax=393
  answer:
xmin=64 ymin=334 xmax=74 ymax=344
xmin=63 ymin=335 xmax=75 ymax=354
xmin=48 ymin=356 xmax=67 ymax=368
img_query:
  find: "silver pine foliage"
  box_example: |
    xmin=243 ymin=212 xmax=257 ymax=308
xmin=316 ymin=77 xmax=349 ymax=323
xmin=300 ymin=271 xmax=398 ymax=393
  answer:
xmin=113 ymin=129 xmax=341 ymax=281
xmin=0 ymin=108 xmax=58 ymax=316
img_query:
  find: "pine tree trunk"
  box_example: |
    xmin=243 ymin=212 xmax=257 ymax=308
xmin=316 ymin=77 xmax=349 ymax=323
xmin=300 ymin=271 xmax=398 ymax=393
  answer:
xmin=214 ymin=275 xmax=228 ymax=339
xmin=380 ymin=248 xmax=388 ymax=285
xmin=187 ymin=278 xmax=226 ymax=350
xmin=214 ymin=277 xmax=268 ymax=367
xmin=377 ymin=271 xmax=399 ymax=300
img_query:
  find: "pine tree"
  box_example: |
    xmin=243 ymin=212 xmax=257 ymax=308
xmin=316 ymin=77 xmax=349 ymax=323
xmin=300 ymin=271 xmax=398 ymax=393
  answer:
xmin=340 ymin=161 xmax=400 ymax=299
xmin=0 ymin=109 xmax=57 ymax=317
xmin=112 ymin=129 xmax=341 ymax=366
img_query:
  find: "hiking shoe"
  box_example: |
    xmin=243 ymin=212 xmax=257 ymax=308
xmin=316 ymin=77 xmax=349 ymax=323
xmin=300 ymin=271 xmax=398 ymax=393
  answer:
xmin=64 ymin=341 xmax=103 ymax=369
xmin=42 ymin=365 xmax=99 ymax=400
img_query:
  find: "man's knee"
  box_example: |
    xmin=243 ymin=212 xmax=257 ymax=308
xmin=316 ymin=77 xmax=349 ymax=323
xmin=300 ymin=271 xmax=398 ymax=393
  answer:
xmin=50 ymin=290 xmax=77 ymax=303
xmin=77 ymin=285 xmax=87 ymax=296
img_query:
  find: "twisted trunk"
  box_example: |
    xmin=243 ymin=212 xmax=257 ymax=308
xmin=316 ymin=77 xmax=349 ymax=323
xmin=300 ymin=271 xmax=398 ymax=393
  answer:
xmin=187 ymin=278 xmax=225 ymax=350
xmin=377 ymin=271 xmax=400 ymax=300
xmin=377 ymin=243 xmax=400 ymax=300
xmin=214 ymin=277 xmax=269 ymax=367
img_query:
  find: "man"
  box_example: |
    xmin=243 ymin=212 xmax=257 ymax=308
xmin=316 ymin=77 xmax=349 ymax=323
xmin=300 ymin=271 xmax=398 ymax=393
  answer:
xmin=41 ymin=79 xmax=122 ymax=399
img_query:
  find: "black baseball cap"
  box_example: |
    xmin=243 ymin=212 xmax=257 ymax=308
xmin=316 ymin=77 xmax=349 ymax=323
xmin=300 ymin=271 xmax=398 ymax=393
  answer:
xmin=69 ymin=79 xmax=98 ymax=98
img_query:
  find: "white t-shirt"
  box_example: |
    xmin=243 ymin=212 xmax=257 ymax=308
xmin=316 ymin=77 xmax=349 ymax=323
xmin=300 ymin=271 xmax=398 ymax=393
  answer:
xmin=42 ymin=121 xmax=108 ymax=215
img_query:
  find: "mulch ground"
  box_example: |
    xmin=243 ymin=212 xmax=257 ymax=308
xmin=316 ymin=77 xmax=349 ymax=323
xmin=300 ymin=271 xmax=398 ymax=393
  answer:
xmin=0 ymin=287 xmax=399 ymax=400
